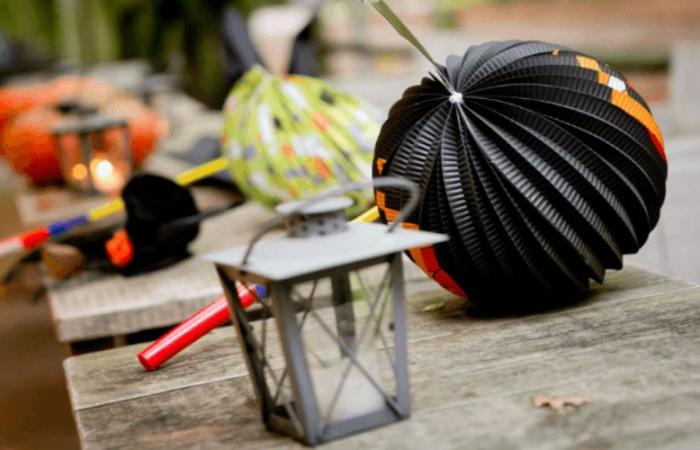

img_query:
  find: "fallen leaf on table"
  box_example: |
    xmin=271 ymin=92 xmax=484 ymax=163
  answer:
xmin=531 ymin=394 xmax=588 ymax=413
xmin=423 ymin=301 xmax=446 ymax=312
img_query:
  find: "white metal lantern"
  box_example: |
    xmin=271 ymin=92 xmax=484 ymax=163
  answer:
xmin=206 ymin=179 xmax=447 ymax=445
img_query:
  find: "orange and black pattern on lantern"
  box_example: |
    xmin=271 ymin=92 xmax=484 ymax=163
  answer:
xmin=372 ymin=40 xmax=667 ymax=306
xmin=375 ymin=170 xmax=467 ymax=299
xmin=573 ymin=54 xmax=666 ymax=162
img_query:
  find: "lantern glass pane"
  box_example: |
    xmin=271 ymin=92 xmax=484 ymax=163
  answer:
xmin=238 ymin=282 xmax=303 ymax=428
xmin=56 ymin=126 xmax=131 ymax=195
xmin=57 ymin=134 xmax=91 ymax=192
xmin=294 ymin=262 xmax=399 ymax=426
xmin=88 ymin=128 xmax=131 ymax=195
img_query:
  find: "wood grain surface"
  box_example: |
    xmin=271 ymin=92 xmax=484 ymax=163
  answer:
xmin=46 ymin=202 xmax=275 ymax=343
xmin=64 ymin=264 xmax=700 ymax=449
xmin=46 ymin=200 xmax=428 ymax=344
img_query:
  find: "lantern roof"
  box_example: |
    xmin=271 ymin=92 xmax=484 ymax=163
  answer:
xmin=52 ymin=115 xmax=128 ymax=135
xmin=204 ymin=222 xmax=447 ymax=281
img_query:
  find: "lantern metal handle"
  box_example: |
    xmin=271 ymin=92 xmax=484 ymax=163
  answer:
xmin=240 ymin=177 xmax=420 ymax=267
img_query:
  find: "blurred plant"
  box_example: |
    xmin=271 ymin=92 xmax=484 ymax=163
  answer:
xmin=0 ymin=0 xmax=54 ymax=53
xmin=435 ymin=0 xmax=510 ymax=28
xmin=0 ymin=0 xmax=285 ymax=107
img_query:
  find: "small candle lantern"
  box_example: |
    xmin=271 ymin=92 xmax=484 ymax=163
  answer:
xmin=53 ymin=114 xmax=131 ymax=196
xmin=206 ymin=185 xmax=446 ymax=445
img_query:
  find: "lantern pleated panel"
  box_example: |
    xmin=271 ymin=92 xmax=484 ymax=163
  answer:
xmin=373 ymin=41 xmax=667 ymax=306
xmin=222 ymin=66 xmax=382 ymax=217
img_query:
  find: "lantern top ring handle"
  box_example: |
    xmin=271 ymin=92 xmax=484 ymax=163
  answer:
xmin=240 ymin=176 xmax=420 ymax=267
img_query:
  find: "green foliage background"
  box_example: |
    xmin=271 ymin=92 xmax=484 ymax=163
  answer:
xmin=0 ymin=0 xmax=284 ymax=106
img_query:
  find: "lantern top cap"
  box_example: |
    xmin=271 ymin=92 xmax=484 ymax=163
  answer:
xmin=52 ymin=115 xmax=128 ymax=135
xmin=204 ymin=222 xmax=447 ymax=281
xmin=275 ymin=196 xmax=352 ymax=216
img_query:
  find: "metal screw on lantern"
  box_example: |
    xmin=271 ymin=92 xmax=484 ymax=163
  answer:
xmin=205 ymin=177 xmax=447 ymax=446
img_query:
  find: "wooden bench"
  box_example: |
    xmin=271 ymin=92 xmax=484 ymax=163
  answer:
xmin=63 ymin=264 xmax=700 ymax=449
xmin=46 ymin=201 xmax=275 ymax=353
xmin=45 ymin=198 xmax=428 ymax=353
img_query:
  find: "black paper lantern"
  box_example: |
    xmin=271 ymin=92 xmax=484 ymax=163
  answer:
xmin=373 ymin=41 xmax=667 ymax=306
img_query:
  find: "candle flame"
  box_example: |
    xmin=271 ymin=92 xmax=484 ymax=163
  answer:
xmin=71 ymin=164 xmax=88 ymax=181
xmin=91 ymin=158 xmax=115 ymax=179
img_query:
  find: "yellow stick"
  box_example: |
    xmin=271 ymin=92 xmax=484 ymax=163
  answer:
xmin=174 ymin=157 xmax=230 ymax=185
xmin=88 ymin=157 xmax=378 ymax=225
xmin=88 ymin=157 xmax=231 ymax=222
xmin=354 ymin=205 xmax=380 ymax=223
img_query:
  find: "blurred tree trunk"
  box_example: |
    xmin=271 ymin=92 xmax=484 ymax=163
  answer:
xmin=56 ymin=0 xmax=120 ymax=65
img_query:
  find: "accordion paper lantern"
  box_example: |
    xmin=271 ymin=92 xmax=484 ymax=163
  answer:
xmin=374 ymin=41 xmax=667 ymax=305
xmin=222 ymin=66 xmax=380 ymax=216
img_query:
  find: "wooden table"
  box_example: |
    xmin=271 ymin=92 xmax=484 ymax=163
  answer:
xmin=45 ymin=196 xmax=427 ymax=352
xmin=46 ymin=201 xmax=275 ymax=352
xmin=13 ymin=180 xmax=113 ymax=228
xmin=64 ymin=264 xmax=700 ymax=449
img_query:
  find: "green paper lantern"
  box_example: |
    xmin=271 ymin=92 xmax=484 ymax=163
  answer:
xmin=222 ymin=66 xmax=381 ymax=217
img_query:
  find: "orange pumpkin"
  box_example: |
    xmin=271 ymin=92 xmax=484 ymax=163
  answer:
xmin=1 ymin=107 xmax=64 ymax=185
xmin=47 ymin=76 xmax=119 ymax=107
xmin=102 ymin=96 xmax=168 ymax=168
xmin=0 ymin=84 xmax=50 ymax=146
xmin=0 ymin=76 xmax=116 ymax=137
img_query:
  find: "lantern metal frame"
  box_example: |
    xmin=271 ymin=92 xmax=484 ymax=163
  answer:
xmin=207 ymin=179 xmax=447 ymax=445
xmin=52 ymin=112 xmax=131 ymax=195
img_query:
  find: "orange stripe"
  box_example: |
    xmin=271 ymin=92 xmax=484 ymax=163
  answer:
xmin=403 ymin=245 xmax=436 ymax=289
xmin=408 ymin=248 xmax=427 ymax=272
xmin=384 ymin=207 xmax=399 ymax=222
xmin=282 ymin=144 xmax=294 ymax=157
xmin=376 ymin=158 xmax=386 ymax=174
xmin=647 ymin=130 xmax=666 ymax=162
xmin=310 ymin=112 xmax=330 ymax=132
xmin=433 ymin=270 xmax=467 ymax=298
xmin=578 ymin=55 xmax=616 ymax=90
xmin=375 ymin=190 xmax=386 ymax=210
xmin=611 ymin=90 xmax=666 ymax=161
xmin=419 ymin=247 xmax=467 ymax=298
xmin=420 ymin=246 xmax=440 ymax=272
xmin=401 ymin=223 xmax=428 ymax=271
xmin=576 ymin=55 xmax=600 ymax=72
xmin=314 ymin=158 xmax=331 ymax=178
xmin=375 ymin=199 xmax=469 ymax=299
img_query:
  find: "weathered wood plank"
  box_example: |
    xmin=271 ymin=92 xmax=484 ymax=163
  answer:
xmin=47 ymin=201 xmax=430 ymax=344
xmin=65 ymin=264 xmax=686 ymax=409
xmin=65 ymin=265 xmax=700 ymax=449
xmin=47 ymin=202 xmax=275 ymax=343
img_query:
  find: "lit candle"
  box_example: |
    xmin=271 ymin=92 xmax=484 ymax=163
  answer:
xmin=71 ymin=163 xmax=88 ymax=181
xmin=89 ymin=157 xmax=126 ymax=195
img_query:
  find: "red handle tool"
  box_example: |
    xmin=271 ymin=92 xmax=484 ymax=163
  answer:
xmin=137 ymin=283 xmax=261 ymax=371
